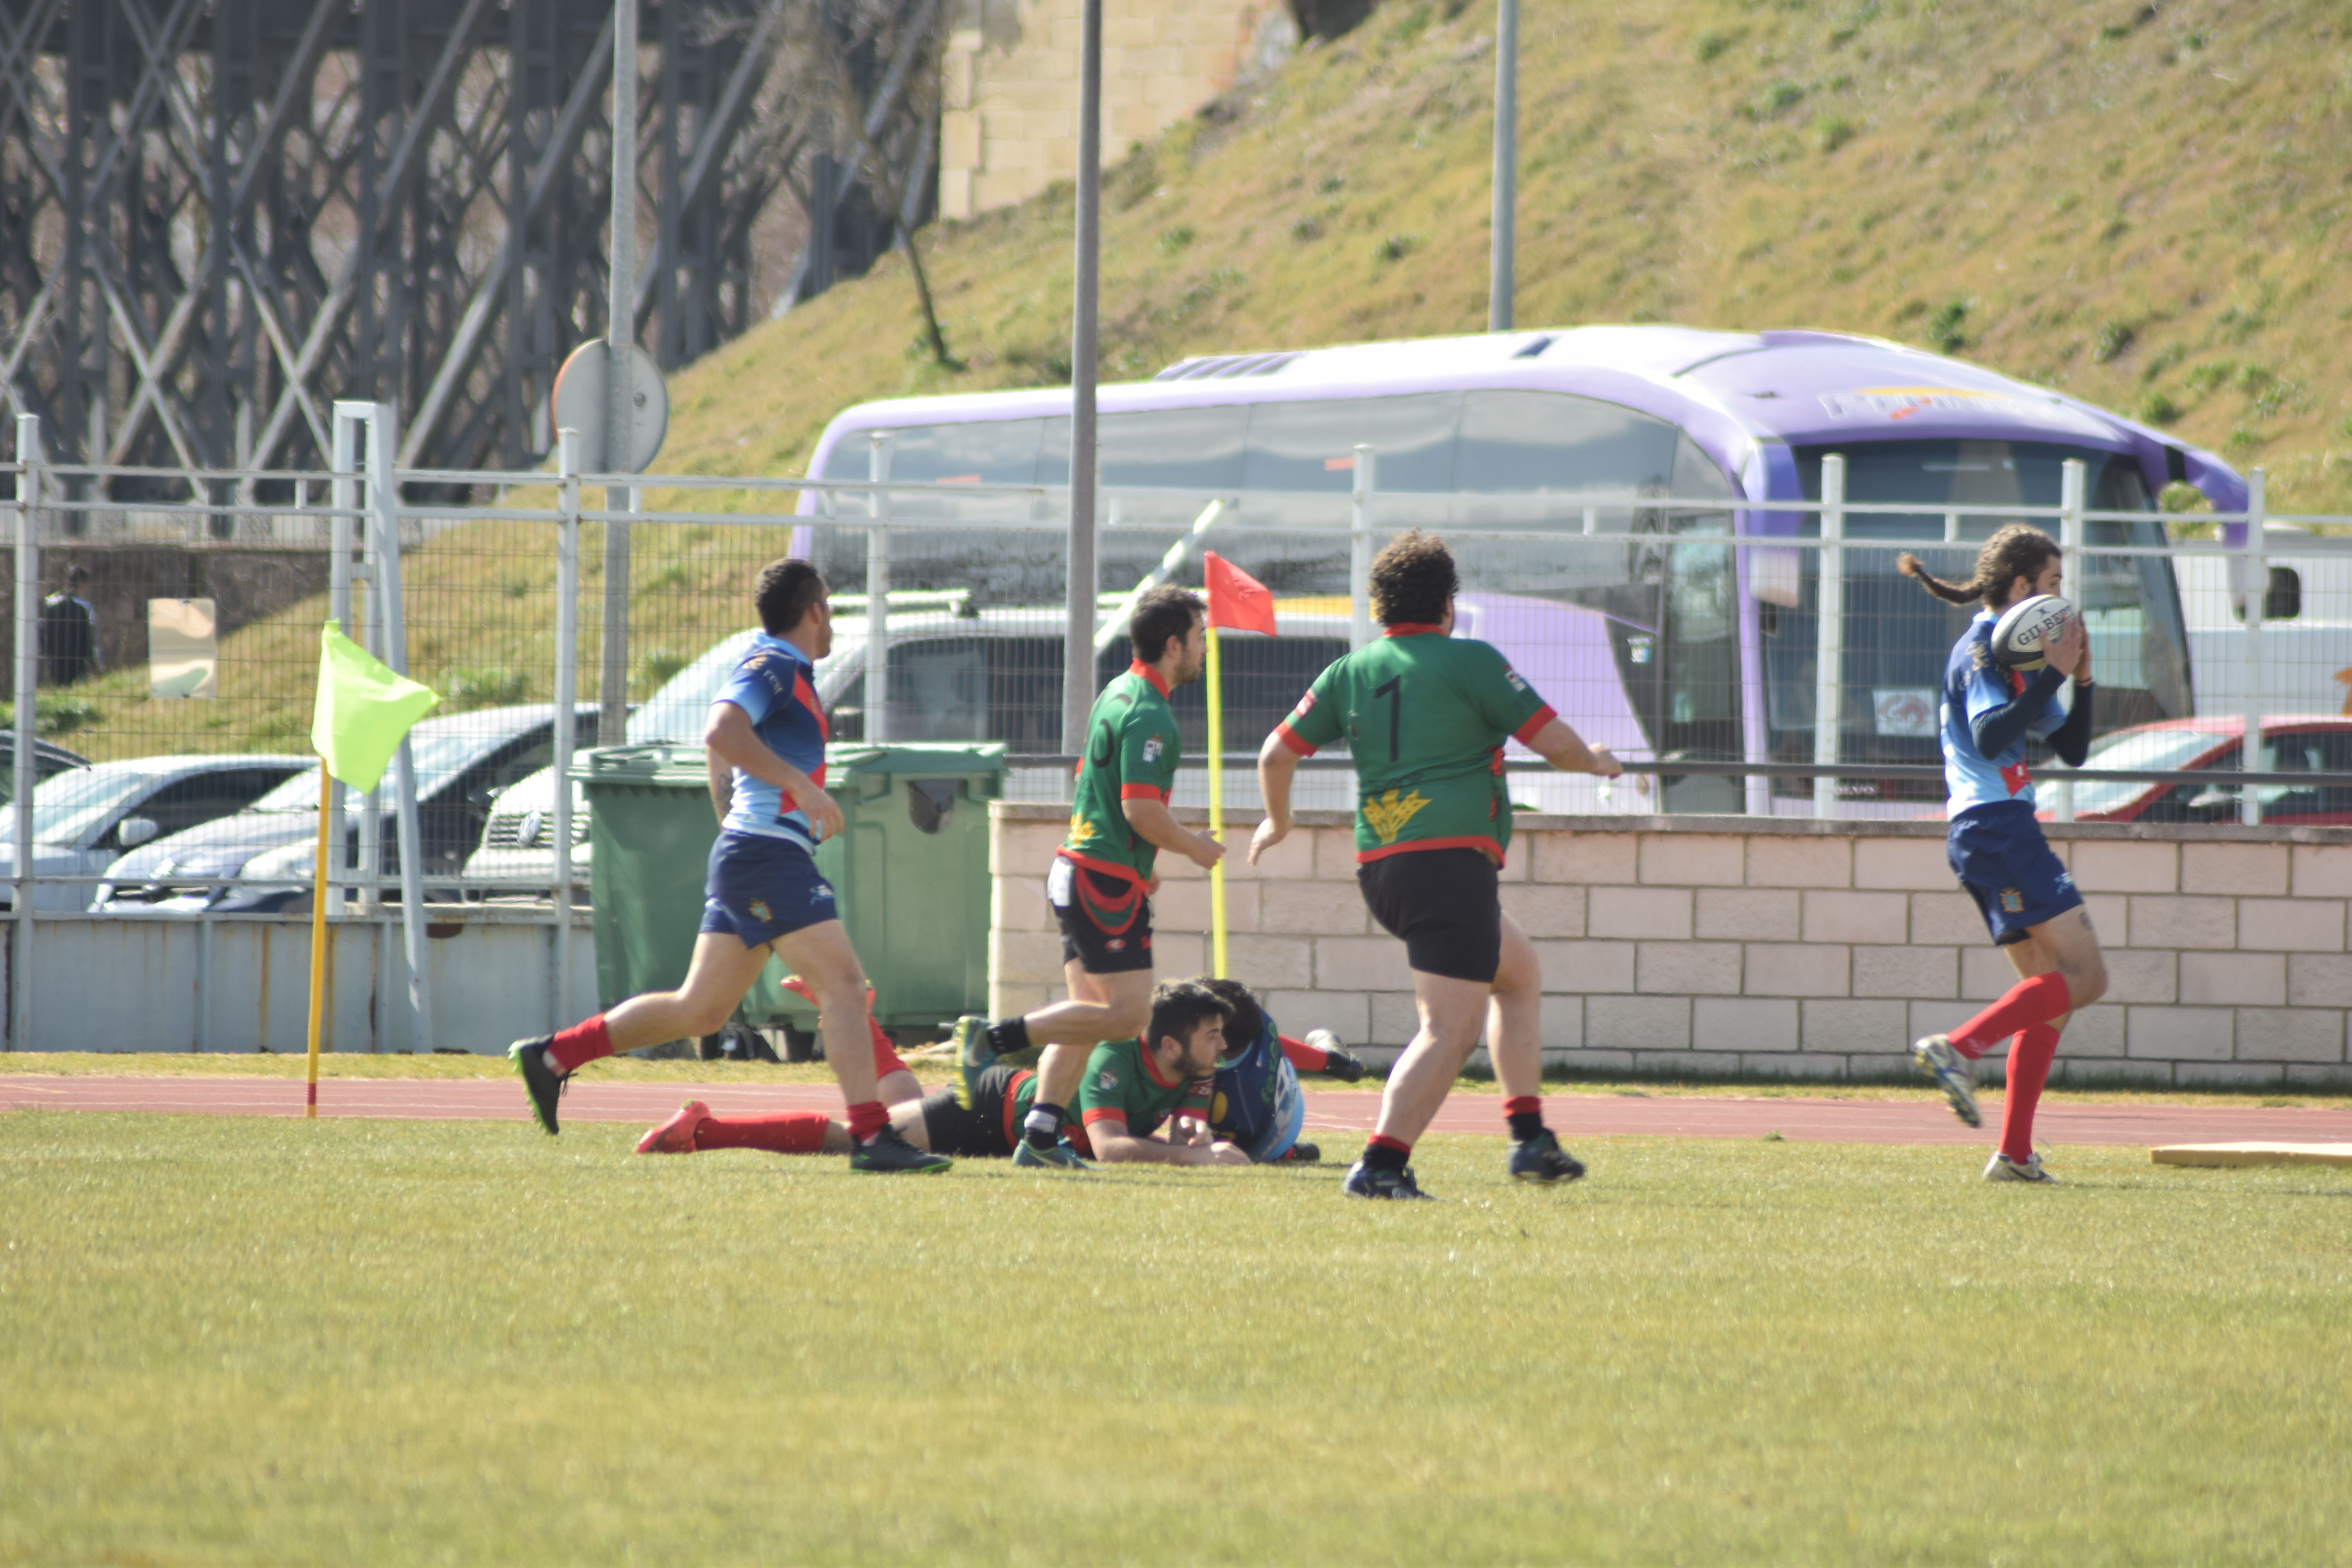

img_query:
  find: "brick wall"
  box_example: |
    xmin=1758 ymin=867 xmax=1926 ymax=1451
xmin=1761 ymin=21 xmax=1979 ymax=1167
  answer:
xmin=989 ymin=803 xmax=2352 ymax=1089
xmin=940 ymin=0 xmax=1279 ymax=218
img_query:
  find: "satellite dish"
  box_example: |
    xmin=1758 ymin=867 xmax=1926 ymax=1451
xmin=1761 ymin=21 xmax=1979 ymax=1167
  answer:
xmin=550 ymin=339 xmax=669 ymax=472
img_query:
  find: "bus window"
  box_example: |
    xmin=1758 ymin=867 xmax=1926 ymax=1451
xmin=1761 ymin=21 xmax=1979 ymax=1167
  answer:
xmin=1241 ymin=394 xmax=1459 ymax=494
xmin=1454 ymin=389 xmax=1681 ymax=502
xmin=1040 ymin=405 xmax=1249 ymax=494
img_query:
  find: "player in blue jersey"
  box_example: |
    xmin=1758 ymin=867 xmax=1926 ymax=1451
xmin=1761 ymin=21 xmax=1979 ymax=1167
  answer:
xmin=1195 ymin=977 xmax=1366 ymax=1164
xmin=1898 ymin=526 xmax=2107 ymax=1183
xmin=504 ymin=559 xmax=948 ymax=1173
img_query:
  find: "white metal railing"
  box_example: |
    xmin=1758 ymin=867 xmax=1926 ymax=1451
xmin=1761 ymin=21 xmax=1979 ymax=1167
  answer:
xmin=6 ymin=407 xmax=2341 ymax=1050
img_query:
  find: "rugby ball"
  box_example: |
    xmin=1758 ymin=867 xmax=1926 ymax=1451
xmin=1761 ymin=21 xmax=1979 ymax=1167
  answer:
xmin=1990 ymin=593 xmax=2074 ymax=670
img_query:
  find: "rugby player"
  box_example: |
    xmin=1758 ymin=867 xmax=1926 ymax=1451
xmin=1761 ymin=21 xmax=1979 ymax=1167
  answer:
xmin=637 ymin=980 xmax=1249 ymax=1166
xmin=950 ymin=587 xmax=1225 ymax=1169
xmin=1249 ymin=530 xmax=1621 ymax=1200
xmin=1900 ymin=528 xmax=2104 ymax=1182
xmin=505 ymin=559 xmax=948 ymax=1172
xmin=1196 ymin=976 xmax=1366 ymax=1165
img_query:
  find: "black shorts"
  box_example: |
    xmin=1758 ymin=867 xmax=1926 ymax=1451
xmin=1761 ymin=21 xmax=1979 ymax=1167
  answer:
xmin=1357 ymin=848 xmax=1503 ymax=984
xmin=1051 ymin=860 xmax=1155 ymax=975
xmin=917 ymin=1063 xmax=1024 ymax=1158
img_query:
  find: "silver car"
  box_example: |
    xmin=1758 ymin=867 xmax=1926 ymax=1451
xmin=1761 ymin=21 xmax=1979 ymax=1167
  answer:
xmin=0 ymin=755 xmax=308 ymax=912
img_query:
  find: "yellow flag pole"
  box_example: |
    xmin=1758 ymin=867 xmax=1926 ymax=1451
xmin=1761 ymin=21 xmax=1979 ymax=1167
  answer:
xmin=304 ymin=762 xmax=332 ymax=1118
xmin=1207 ymin=623 xmax=1227 ymax=977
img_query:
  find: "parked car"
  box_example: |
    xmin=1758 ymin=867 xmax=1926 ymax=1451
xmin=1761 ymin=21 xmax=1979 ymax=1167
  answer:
xmin=0 ymin=754 xmax=308 ymax=911
xmin=0 ymin=735 xmax=94 ymax=806
xmin=93 ymin=705 xmax=600 ymax=912
xmin=2063 ymin=716 xmax=2352 ymax=825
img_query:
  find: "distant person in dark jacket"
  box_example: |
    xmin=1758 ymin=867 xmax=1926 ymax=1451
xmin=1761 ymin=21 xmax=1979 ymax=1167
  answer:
xmin=39 ymin=565 xmax=98 ymax=686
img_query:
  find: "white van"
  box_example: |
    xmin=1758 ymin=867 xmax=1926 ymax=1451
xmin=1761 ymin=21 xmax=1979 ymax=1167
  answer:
xmin=2175 ymin=525 xmax=2352 ymax=717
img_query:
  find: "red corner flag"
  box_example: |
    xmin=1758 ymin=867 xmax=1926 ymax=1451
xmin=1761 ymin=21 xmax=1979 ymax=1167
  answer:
xmin=1204 ymin=552 xmax=1276 ymax=635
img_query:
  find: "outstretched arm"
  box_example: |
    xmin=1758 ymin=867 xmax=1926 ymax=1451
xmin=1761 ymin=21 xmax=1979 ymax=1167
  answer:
xmin=1523 ymin=717 xmax=1623 ymax=776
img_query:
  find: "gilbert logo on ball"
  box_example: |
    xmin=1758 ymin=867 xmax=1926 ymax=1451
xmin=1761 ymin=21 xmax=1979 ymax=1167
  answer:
xmin=1990 ymin=594 xmax=2074 ymax=670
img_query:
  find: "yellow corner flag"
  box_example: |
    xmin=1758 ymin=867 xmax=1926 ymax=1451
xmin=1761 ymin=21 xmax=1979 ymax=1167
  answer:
xmin=305 ymin=621 xmax=436 ymax=1116
xmin=311 ymin=619 xmax=438 ymax=790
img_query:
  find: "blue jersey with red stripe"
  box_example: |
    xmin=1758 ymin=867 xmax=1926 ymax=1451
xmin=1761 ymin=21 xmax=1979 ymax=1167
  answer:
xmin=713 ymin=633 xmax=828 ymax=848
xmin=1941 ymin=610 xmax=2068 ymax=816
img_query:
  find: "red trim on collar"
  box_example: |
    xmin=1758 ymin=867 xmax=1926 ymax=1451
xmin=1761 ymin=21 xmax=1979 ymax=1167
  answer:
xmin=1383 ymin=623 xmax=1445 ymax=638
xmin=1128 ymin=659 xmax=1172 ymax=698
xmin=1138 ymin=1038 xmax=1184 ymax=1090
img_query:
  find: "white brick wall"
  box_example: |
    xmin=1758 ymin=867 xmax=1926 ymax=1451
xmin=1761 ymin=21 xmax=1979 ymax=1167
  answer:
xmin=989 ymin=806 xmax=2352 ymax=1088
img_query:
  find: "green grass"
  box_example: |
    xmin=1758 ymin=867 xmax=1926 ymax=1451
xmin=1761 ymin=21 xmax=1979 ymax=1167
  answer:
xmin=4 ymin=1114 xmax=2348 ymax=1563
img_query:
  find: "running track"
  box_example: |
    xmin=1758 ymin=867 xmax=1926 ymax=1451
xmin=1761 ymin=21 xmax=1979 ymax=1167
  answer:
xmin=7 ymin=1075 xmax=2352 ymax=1147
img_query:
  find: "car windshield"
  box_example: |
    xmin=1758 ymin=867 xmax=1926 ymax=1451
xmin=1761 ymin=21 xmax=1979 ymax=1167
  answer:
xmin=626 ymin=630 xmax=761 ymax=743
xmin=247 ymin=731 xmax=516 ymax=811
xmin=0 ymin=768 xmax=153 ymax=845
xmin=2068 ymin=727 xmax=2226 ymax=815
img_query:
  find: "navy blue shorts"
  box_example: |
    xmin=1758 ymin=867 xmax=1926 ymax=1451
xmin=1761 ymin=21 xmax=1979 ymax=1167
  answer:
xmin=1947 ymin=805 xmax=2081 ymax=946
xmin=699 ymin=830 xmax=838 ymax=949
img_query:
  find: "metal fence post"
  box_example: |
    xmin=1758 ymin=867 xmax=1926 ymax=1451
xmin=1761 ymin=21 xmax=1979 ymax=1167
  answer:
xmin=2242 ymin=468 xmax=2268 ymax=827
xmin=366 ymin=403 xmax=434 ymax=1054
xmin=353 ymin=411 xmax=383 ymax=918
xmin=1812 ymin=454 xmax=1846 ymax=819
xmin=2055 ymin=459 xmax=2085 ymax=824
xmin=552 ymin=427 xmax=582 ymax=1029
xmin=11 ymin=415 xmax=40 ymax=1050
xmin=866 ymin=431 xmax=892 ymax=742
xmin=328 ymin=407 xmax=362 ymax=940
xmin=1350 ymin=444 xmax=1376 ymax=650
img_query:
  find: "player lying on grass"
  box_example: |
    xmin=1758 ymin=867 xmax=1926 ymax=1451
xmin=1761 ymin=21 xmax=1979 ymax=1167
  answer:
xmin=1899 ymin=526 xmax=2105 ymax=1183
xmin=506 ymin=559 xmax=945 ymax=1173
xmin=1196 ymin=976 xmax=1366 ymax=1165
xmin=637 ymin=980 xmax=1250 ymax=1167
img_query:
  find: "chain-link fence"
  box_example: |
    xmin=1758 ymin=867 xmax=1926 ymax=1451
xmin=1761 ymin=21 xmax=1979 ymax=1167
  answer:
xmin=10 ymin=410 xmax=2352 ymax=942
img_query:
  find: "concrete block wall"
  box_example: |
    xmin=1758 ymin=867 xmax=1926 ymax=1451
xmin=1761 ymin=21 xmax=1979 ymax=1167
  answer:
xmin=989 ymin=804 xmax=2352 ymax=1089
xmin=940 ymin=0 xmax=1277 ymax=218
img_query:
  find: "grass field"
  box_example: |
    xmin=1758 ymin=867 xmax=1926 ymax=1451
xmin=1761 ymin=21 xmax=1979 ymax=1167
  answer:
xmin=4 ymin=1113 xmax=2347 ymax=1564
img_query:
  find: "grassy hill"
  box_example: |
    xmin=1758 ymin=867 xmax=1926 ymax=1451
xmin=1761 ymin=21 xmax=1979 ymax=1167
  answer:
xmin=44 ymin=0 xmax=2352 ymax=760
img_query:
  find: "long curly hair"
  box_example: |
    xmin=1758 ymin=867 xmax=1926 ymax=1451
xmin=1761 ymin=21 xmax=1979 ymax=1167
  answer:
xmin=1896 ymin=523 xmax=2060 ymax=611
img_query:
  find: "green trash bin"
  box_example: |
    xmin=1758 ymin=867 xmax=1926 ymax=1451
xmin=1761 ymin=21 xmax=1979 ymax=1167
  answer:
xmin=584 ymin=740 xmax=1004 ymax=1048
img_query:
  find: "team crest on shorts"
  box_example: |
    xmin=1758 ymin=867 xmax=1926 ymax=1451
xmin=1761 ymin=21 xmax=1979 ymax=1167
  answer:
xmin=813 ymin=881 xmax=835 ymax=904
xmin=748 ymin=898 xmax=774 ymax=923
xmin=1999 ymin=888 xmax=2025 ymax=913
xmin=1105 ymin=937 xmax=1125 ymax=951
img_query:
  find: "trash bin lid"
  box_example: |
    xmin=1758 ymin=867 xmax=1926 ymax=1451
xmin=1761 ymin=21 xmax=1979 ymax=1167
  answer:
xmin=824 ymin=742 xmax=1007 ymax=779
xmin=582 ymin=743 xmax=711 ymax=789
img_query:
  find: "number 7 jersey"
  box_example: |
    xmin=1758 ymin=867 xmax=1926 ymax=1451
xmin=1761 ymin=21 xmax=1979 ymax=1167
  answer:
xmin=1274 ymin=626 xmax=1555 ymax=866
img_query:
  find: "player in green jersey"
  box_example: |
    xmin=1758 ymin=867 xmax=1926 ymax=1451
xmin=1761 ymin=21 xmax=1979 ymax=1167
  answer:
xmin=635 ymin=980 xmax=1248 ymax=1166
xmin=951 ymin=586 xmax=1226 ymax=1169
xmin=1250 ymin=530 xmax=1623 ymax=1200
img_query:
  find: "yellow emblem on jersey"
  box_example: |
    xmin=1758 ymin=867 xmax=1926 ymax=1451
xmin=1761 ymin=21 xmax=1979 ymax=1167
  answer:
xmin=1065 ymin=813 xmax=1098 ymax=846
xmin=1361 ymin=788 xmax=1432 ymax=845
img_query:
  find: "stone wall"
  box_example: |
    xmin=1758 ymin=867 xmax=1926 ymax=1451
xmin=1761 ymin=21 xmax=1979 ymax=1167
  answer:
xmin=939 ymin=0 xmax=1287 ymax=219
xmin=989 ymin=804 xmax=2352 ymax=1089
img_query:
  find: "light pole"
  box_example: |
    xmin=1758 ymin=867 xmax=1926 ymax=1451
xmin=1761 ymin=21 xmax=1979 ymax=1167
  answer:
xmin=1063 ymin=0 xmax=1103 ymax=755
xmin=1490 ymin=0 xmax=1517 ymax=332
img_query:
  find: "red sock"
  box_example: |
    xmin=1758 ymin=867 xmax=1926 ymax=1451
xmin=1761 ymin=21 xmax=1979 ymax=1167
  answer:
xmin=1503 ymin=1095 xmax=1544 ymax=1140
xmin=1368 ymin=1132 xmax=1412 ymax=1156
xmin=1949 ymin=972 xmax=2071 ymax=1060
xmin=545 ymin=1014 xmax=613 ymax=1074
xmin=1279 ymin=1033 xmax=1328 ymax=1071
xmin=693 ymin=1110 xmax=831 ymax=1154
xmin=845 ymin=1100 xmax=889 ymax=1143
xmin=2000 ymin=1025 xmax=2059 ymax=1162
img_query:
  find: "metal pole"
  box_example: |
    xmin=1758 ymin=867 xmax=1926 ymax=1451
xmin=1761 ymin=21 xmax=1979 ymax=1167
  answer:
xmin=1350 ymin=445 xmax=1376 ymax=650
xmin=552 ymin=427 xmax=582 ymax=1029
xmin=328 ymin=408 xmax=359 ymax=921
xmin=1811 ymin=453 xmax=1846 ymax=819
xmin=1489 ymin=0 xmax=1517 ymax=333
xmin=602 ymin=0 xmax=639 ymax=749
xmin=366 ymin=404 xmax=434 ymax=1053
xmin=1062 ymin=0 xmax=1103 ymax=755
xmin=866 ymin=432 xmax=892 ymax=742
xmin=354 ymin=415 xmax=383 ymax=918
xmin=2242 ymin=468 xmax=2268 ymax=828
xmin=10 ymin=415 xmax=39 ymax=1050
xmin=2054 ymin=459 xmax=2085 ymax=824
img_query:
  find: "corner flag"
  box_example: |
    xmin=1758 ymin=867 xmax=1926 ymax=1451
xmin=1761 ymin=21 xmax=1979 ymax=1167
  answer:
xmin=1205 ymin=552 xmax=1276 ymax=635
xmin=311 ymin=619 xmax=438 ymax=791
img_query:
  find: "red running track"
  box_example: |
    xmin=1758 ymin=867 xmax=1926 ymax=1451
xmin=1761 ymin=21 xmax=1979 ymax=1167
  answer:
xmin=6 ymin=1074 xmax=2352 ymax=1147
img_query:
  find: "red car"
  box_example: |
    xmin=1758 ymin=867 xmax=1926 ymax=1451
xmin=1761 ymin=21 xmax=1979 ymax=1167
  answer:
xmin=2058 ymin=717 xmax=2352 ymax=825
